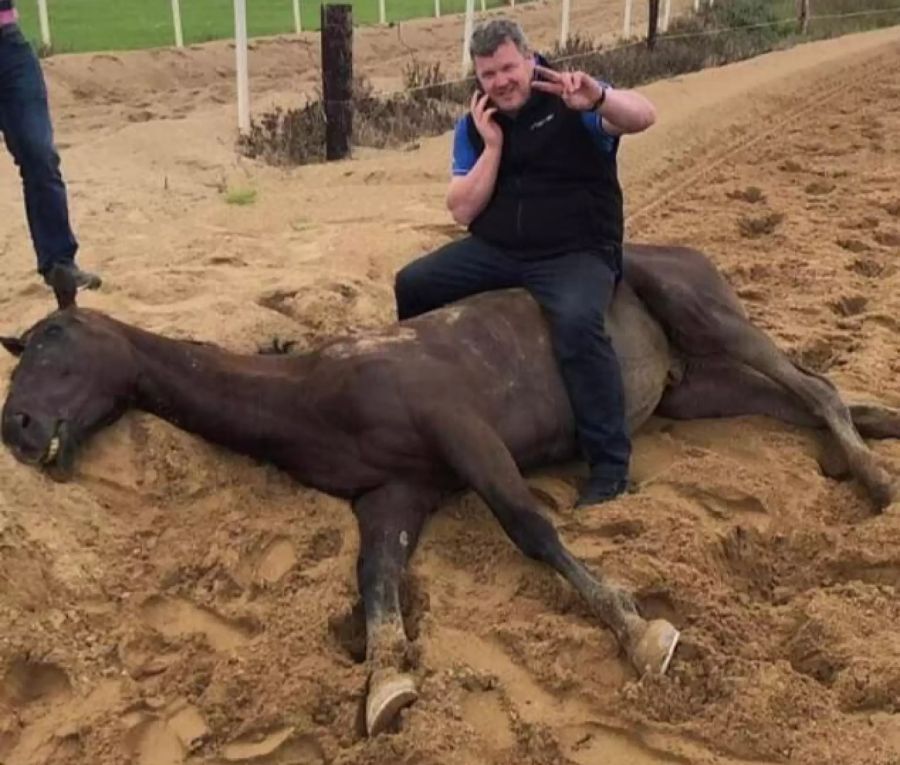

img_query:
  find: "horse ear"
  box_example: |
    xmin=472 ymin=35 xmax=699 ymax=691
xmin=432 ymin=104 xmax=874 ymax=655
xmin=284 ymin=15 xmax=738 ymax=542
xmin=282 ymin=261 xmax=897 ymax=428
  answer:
xmin=47 ymin=265 xmax=78 ymax=311
xmin=0 ymin=336 xmax=25 ymax=357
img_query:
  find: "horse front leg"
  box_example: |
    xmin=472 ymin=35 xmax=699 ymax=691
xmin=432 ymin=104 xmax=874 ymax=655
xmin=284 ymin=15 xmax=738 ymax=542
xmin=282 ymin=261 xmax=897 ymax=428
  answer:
xmin=423 ymin=408 xmax=679 ymax=676
xmin=352 ymin=481 xmax=439 ymax=736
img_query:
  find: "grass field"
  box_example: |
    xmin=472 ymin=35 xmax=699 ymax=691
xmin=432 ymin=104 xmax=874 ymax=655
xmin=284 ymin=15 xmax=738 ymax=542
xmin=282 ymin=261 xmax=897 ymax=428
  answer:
xmin=14 ymin=0 xmax=899 ymax=56
xmin=14 ymin=0 xmax=513 ymax=54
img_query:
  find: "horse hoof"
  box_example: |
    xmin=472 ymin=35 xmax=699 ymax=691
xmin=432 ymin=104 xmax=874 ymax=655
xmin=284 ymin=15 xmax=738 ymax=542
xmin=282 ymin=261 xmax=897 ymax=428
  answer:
xmin=630 ymin=619 xmax=679 ymax=676
xmin=871 ymin=480 xmax=896 ymax=511
xmin=366 ymin=670 xmax=418 ymax=737
xmin=881 ymin=480 xmax=900 ymax=511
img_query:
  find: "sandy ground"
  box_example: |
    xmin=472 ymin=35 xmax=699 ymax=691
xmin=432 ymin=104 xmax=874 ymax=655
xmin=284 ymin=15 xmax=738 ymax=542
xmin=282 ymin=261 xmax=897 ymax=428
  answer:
xmin=1 ymin=4 xmax=899 ymax=764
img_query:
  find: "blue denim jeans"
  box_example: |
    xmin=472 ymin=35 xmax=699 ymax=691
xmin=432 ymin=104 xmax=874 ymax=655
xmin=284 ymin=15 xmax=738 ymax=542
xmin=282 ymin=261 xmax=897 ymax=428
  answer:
xmin=0 ymin=24 xmax=78 ymax=274
xmin=395 ymin=235 xmax=631 ymax=480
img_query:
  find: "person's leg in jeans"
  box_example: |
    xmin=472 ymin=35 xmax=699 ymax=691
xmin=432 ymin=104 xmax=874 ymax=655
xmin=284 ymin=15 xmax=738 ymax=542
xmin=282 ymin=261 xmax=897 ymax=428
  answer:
xmin=0 ymin=26 xmax=100 ymax=289
xmin=523 ymin=250 xmax=631 ymax=506
xmin=394 ymin=235 xmax=521 ymax=320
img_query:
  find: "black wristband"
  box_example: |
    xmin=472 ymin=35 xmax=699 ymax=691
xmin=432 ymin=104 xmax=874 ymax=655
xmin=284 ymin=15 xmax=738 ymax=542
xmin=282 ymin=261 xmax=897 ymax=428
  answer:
xmin=590 ymin=86 xmax=607 ymax=112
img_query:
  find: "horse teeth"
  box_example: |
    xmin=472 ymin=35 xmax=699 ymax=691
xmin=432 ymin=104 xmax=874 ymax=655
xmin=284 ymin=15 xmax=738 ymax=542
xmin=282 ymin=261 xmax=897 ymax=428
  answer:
xmin=45 ymin=436 xmax=60 ymax=463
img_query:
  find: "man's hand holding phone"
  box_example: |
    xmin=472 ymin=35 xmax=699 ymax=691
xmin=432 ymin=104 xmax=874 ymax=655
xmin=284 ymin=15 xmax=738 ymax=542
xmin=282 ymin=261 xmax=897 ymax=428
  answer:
xmin=470 ymin=90 xmax=503 ymax=150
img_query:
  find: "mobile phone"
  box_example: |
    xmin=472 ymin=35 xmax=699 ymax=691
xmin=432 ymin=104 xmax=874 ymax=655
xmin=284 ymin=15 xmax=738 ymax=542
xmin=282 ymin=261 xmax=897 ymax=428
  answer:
xmin=474 ymin=81 xmax=495 ymax=109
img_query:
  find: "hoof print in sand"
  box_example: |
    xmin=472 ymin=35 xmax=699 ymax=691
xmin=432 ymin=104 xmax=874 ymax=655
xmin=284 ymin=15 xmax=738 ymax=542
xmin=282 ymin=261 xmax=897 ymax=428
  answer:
xmin=140 ymin=596 xmax=256 ymax=652
xmin=1 ymin=657 xmax=71 ymax=706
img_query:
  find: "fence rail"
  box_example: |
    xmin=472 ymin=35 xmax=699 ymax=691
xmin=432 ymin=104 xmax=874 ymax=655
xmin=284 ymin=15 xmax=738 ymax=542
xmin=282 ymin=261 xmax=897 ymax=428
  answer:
xmin=15 ymin=0 xmax=900 ymax=134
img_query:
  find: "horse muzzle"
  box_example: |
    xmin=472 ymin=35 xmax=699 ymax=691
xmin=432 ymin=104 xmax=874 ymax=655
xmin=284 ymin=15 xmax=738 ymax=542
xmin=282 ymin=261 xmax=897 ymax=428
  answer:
xmin=1 ymin=411 xmax=76 ymax=481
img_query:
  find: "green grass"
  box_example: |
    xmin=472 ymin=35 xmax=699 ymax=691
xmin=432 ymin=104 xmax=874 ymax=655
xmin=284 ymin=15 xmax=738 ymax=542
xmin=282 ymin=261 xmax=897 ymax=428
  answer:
xmin=16 ymin=0 xmax=896 ymax=55
xmin=224 ymin=187 xmax=257 ymax=205
xmin=14 ymin=0 xmax=513 ymax=54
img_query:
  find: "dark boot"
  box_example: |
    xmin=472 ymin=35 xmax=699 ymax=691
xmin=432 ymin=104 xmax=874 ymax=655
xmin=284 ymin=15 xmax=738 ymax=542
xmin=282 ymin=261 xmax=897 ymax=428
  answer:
xmin=43 ymin=262 xmax=102 ymax=290
xmin=576 ymin=474 xmax=629 ymax=508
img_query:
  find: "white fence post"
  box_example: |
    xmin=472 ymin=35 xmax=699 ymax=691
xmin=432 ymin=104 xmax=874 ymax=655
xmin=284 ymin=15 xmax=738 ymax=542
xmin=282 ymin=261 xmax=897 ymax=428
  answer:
xmin=480 ymin=0 xmax=486 ymax=11
xmin=560 ymin=0 xmax=570 ymax=48
xmin=36 ymin=0 xmax=51 ymax=48
xmin=623 ymin=0 xmax=633 ymax=38
xmin=661 ymin=0 xmax=671 ymax=32
xmin=170 ymin=0 xmax=184 ymax=47
xmin=461 ymin=0 xmax=475 ymax=77
xmin=434 ymin=0 xmax=441 ymax=17
xmin=379 ymin=0 xmax=386 ymax=24
xmin=693 ymin=0 xmax=699 ymax=10
xmin=293 ymin=0 xmax=302 ymax=33
xmin=234 ymin=0 xmax=250 ymax=133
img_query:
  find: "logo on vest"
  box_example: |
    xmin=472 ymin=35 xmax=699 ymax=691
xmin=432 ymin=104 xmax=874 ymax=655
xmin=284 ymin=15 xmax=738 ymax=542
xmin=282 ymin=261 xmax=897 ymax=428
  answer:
xmin=529 ymin=113 xmax=555 ymax=131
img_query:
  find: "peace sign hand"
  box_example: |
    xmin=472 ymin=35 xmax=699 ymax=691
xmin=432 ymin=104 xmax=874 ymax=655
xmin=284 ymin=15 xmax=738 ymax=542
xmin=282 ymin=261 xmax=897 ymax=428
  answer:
xmin=532 ymin=65 xmax=603 ymax=112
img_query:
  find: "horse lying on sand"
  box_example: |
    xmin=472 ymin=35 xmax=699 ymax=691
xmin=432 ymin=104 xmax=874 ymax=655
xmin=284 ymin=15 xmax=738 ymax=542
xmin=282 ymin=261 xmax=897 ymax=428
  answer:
xmin=2 ymin=245 xmax=898 ymax=736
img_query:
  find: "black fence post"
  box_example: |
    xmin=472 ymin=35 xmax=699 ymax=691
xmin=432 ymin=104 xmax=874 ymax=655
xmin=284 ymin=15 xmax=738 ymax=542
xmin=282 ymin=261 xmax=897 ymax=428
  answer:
xmin=321 ymin=4 xmax=353 ymax=160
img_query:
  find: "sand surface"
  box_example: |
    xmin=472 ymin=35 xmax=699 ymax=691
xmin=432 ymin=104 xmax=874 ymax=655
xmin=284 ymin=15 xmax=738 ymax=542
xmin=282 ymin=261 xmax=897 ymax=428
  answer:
xmin=1 ymin=8 xmax=899 ymax=765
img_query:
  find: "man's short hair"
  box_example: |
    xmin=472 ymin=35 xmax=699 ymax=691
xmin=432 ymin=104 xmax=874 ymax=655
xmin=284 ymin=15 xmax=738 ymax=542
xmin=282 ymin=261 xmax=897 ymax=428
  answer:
xmin=469 ymin=19 xmax=530 ymax=59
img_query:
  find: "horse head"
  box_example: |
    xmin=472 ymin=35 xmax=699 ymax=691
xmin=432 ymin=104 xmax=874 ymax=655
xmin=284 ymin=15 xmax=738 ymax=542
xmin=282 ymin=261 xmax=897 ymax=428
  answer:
xmin=1 ymin=267 xmax=136 ymax=481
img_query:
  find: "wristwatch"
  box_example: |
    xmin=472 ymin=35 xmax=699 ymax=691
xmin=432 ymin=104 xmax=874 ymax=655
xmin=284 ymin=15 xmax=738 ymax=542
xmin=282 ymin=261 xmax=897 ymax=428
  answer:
xmin=590 ymin=86 xmax=608 ymax=112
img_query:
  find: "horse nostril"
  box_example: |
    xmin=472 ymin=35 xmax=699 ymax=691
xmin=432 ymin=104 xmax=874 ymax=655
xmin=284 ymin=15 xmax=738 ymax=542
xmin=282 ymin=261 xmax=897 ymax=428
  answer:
xmin=14 ymin=412 xmax=31 ymax=430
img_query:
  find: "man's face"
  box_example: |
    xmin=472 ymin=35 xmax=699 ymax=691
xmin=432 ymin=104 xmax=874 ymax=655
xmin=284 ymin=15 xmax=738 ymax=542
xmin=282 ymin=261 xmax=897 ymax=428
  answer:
xmin=473 ymin=39 xmax=534 ymax=113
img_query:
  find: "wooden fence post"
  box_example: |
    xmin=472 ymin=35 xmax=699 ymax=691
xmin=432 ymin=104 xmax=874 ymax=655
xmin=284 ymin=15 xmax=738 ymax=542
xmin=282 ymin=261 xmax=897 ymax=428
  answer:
xmin=560 ymin=0 xmax=571 ymax=48
xmin=321 ymin=4 xmax=353 ymax=161
xmin=461 ymin=0 xmax=475 ymax=76
xmin=647 ymin=0 xmax=660 ymax=49
xmin=234 ymin=0 xmax=250 ymax=132
xmin=36 ymin=0 xmax=51 ymax=48
xmin=170 ymin=0 xmax=184 ymax=47
xmin=797 ymin=0 xmax=810 ymax=34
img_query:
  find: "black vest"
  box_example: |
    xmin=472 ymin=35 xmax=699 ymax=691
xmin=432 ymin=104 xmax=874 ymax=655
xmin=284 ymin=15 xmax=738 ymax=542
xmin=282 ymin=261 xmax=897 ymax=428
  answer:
xmin=0 ymin=1 xmax=14 ymax=12
xmin=467 ymin=89 xmax=623 ymax=260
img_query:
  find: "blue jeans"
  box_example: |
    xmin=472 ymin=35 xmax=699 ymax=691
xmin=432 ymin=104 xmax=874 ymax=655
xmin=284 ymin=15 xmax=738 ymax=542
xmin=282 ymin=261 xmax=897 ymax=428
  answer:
xmin=395 ymin=235 xmax=631 ymax=480
xmin=0 ymin=24 xmax=78 ymax=274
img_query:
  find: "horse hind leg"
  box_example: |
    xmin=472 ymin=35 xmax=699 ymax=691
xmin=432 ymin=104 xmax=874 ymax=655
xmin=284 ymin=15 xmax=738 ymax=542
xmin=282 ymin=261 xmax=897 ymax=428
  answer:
xmin=847 ymin=402 xmax=900 ymax=440
xmin=659 ymin=360 xmax=900 ymax=484
xmin=352 ymin=481 xmax=439 ymax=736
xmin=422 ymin=406 xmax=679 ymax=676
xmin=705 ymin=316 xmax=897 ymax=509
xmin=660 ymin=360 xmax=900 ymax=440
xmin=659 ymin=359 xmax=821 ymax=425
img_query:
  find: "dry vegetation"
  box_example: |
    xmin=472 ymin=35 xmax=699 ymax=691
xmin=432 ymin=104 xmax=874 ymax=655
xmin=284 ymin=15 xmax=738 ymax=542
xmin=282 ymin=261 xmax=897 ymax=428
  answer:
xmin=239 ymin=0 xmax=900 ymax=165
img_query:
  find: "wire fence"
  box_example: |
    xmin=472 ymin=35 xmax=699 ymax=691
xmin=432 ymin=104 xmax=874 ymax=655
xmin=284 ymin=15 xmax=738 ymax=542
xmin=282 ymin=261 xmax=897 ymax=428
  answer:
xmin=398 ymin=5 xmax=900 ymax=98
xmin=15 ymin=0 xmax=900 ymax=135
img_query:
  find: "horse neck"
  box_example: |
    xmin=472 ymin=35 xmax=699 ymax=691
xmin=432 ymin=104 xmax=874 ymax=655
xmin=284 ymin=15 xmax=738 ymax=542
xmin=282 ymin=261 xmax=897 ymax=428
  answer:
xmin=122 ymin=322 xmax=313 ymax=452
